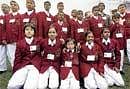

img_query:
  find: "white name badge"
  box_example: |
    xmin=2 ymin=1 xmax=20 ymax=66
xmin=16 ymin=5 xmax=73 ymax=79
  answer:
xmin=23 ymin=18 xmax=29 ymax=22
xmin=116 ymin=33 xmax=123 ymax=38
xmin=102 ymin=16 xmax=107 ymax=20
xmin=87 ymin=55 xmax=95 ymax=61
xmin=98 ymin=23 xmax=103 ymax=27
xmin=47 ymin=54 xmax=55 ymax=60
xmin=77 ymin=28 xmax=84 ymax=33
xmin=46 ymin=17 xmax=51 ymax=21
xmin=65 ymin=61 xmax=72 ymax=67
xmin=30 ymin=45 xmax=37 ymax=51
xmin=62 ymin=27 xmax=68 ymax=32
xmin=104 ymin=52 xmax=112 ymax=58
xmin=9 ymin=19 xmax=15 ymax=23
xmin=0 ymin=19 xmax=4 ymax=24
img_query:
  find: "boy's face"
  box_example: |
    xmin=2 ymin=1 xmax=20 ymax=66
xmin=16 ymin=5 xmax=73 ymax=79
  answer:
xmin=118 ymin=5 xmax=126 ymax=14
xmin=98 ymin=4 xmax=105 ymax=12
xmin=77 ymin=11 xmax=83 ymax=20
xmin=86 ymin=33 xmax=94 ymax=44
xmin=48 ymin=27 xmax=57 ymax=40
xmin=44 ymin=2 xmax=51 ymax=11
xmin=71 ymin=10 xmax=77 ymax=18
xmin=25 ymin=26 xmax=35 ymax=38
xmin=57 ymin=3 xmax=64 ymax=12
xmin=102 ymin=29 xmax=110 ymax=39
xmin=26 ymin=0 xmax=35 ymax=11
xmin=1 ymin=4 xmax=10 ymax=14
xmin=66 ymin=41 xmax=75 ymax=50
xmin=58 ymin=12 xmax=64 ymax=21
xmin=93 ymin=7 xmax=99 ymax=16
xmin=10 ymin=2 xmax=19 ymax=12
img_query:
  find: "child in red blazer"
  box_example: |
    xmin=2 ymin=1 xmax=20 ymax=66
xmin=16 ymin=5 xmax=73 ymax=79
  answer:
xmin=38 ymin=25 xmax=63 ymax=89
xmin=96 ymin=28 xmax=125 ymax=87
xmin=8 ymin=23 xmax=42 ymax=89
xmin=80 ymin=31 xmax=108 ymax=89
xmin=110 ymin=13 xmax=126 ymax=73
xmin=60 ymin=38 xmax=80 ymax=89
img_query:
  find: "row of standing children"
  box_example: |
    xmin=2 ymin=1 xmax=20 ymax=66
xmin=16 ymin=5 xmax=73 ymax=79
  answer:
xmin=7 ymin=23 xmax=124 ymax=89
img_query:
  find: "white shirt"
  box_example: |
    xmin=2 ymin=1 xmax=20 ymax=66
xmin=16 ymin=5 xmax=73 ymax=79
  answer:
xmin=25 ymin=37 xmax=34 ymax=45
xmin=93 ymin=15 xmax=98 ymax=20
xmin=12 ymin=12 xmax=18 ymax=16
xmin=27 ymin=10 xmax=34 ymax=15
xmin=44 ymin=10 xmax=50 ymax=17
xmin=78 ymin=20 xmax=82 ymax=24
xmin=66 ymin=49 xmax=74 ymax=53
xmin=58 ymin=20 xmax=63 ymax=26
xmin=48 ymin=39 xmax=56 ymax=46
xmin=86 ymin=42 xmax=94 ymax=49
xmin=102 ymin=38 xmax=110 ymax=45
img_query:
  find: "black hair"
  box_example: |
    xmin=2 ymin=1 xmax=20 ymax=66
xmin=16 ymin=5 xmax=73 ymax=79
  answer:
xmin=85 ymin=30 xmax=93 ymax=38
xmin=112 ymin=13 xmax=120 ymax=20
xmin=118 ymin=4 xmax=126 ymax=9
xmin=63 ymin=38 xmax=77 ymax=52
xmin=24 ymin=23 xmax=36 ymax=33
xmin=92 ymin=5 xmax=99 ymax=12
xmin=44 ymin=1 xmax=51 ymax=5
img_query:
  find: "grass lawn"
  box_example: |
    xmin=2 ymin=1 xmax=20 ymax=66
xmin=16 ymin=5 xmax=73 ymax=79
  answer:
xmin=0 ymin=58 xmax=130 ymax=89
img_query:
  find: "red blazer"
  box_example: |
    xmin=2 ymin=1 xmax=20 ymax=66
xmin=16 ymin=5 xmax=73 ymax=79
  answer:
xmin=96 ymin=38 xmax=121 ymax=70
xmin=54 ymin=13 xmax=70 ymax=23
xmin=0 ymin=15 xmax=7 ymax=44
xmin=69 ymin=18 xmax=77 ymax=38
xmin=53 ymin=21 xmax=70 ymax=40
xmin=6 ymin=13 xmax=22 ymax=43
xmin=79 ymin=43 xmax=103 ymax=78
xmin=89 ymin=16 xmax=104 ymax=38
xmin=71 ymin=20 xmax=90 ymax=44
xmin=13 ymin=37 xmax=42 ymax=73
xmin=21 ymin=11 xmax=38 ymax=39
xmin=37 ymin=12 xmax=54 ymax=38
xmin=110 ymin=23 xmax=126 ymax=50
xmin=60 ymin=49 xmax=79 ymax=80
xmin=40 ymin=38 xmax=62 ymax=73
xmin=123 ymin=18 xmax=130 ymax=39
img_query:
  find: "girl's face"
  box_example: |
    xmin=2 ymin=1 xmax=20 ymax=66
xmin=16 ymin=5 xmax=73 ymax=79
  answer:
xmin=66 ymin=41 xmax=75 ymax=50
xmin=25 ymin=26 xmax=35 ymax=38
xmin=102 ymin=29 xmax=110 ymax=39
xmin=113 ymin=17 xmax=120 ymax=24
xmin=86 ymin=32 xmax=94 ymax=44
xmin=48 ymin=27 xmax=57 ymax=40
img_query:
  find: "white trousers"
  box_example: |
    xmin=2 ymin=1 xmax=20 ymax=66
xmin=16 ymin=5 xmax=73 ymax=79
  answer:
xmin=84 ymin=68 xmax=108 ymax=89
xmin=0 ymin=45 xmax=7 ymax=71
xmin=7 ymin=65 xmax=39 ymax=89
xmin=60 ymin=70 xmax=80 ymax=89
xmin=104 ymin=64 xmax=125 ymax=86
xmin=38 ymin=66 xmax=59 ymax=89
xmin=0 ymin=43 xmax=16 ymax=71
xmin=127 ymin=39 xmax=130 ymax=62
xmin=120 ymin=50 xmax=124 ymax=71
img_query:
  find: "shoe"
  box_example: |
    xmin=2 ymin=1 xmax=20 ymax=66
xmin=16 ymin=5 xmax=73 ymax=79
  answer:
xmin=120 ymin=71 xmax=125 ymax=75
xmin=0 ymin=71 xmax=6 ymax=74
